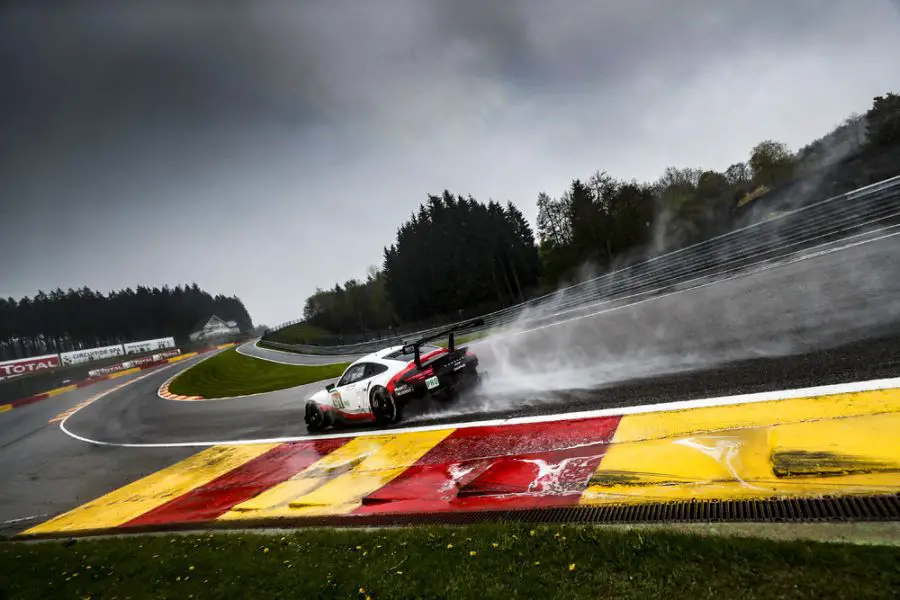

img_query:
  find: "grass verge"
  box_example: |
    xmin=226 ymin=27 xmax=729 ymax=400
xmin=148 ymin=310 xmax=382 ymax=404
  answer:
xmin=167 ymin=348 xmax=349 ymax=398
xmin=263 ymin=321 xmax=331 ymax=345
xmin=3 ymin=524 xmax=898 ymax=599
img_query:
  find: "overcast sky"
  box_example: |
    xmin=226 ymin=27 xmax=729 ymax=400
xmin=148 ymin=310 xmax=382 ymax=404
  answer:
xmin=3 ymin=1 xmax=900 ymax=327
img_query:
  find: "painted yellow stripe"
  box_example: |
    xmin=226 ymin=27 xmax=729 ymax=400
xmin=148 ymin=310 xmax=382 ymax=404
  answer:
xmin=221 ymin=429 xmax=454 ymax=520
xmin=0 ymin=404 xmax=11 ymax=414
xmin=106 ymin=367 xmax=142 ymax=379
xmin=24 ymin=444 xmax=278 ymax=535
xmin=167 ymin=352 xmax=197 ymax=364
xmin=610 ymin=389 xmax=900 ymax=444
xmin=46 ymin=384 xmax=78 ymax=397
xmin=223 ymin=436 xmax=394 ymax=518
xmin=582 ymin=403 xmax=900 ymax=506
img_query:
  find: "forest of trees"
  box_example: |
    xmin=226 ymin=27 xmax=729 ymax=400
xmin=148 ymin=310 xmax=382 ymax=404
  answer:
xmin=0 ymin=284 xmax=253 ymax=360
xmin=300 ymin=195 xmax=539 ymax=336
xmin=280 ymin=91 xmax=900 ymax=339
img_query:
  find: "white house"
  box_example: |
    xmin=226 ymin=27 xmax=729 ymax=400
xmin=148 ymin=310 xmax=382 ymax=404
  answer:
xmin=189 ymin=315 xmax=242 ymax=343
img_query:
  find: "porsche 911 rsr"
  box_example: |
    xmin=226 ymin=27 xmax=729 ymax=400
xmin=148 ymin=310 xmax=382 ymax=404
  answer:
xmin=303 ymin=319 xmax=483 ymax=432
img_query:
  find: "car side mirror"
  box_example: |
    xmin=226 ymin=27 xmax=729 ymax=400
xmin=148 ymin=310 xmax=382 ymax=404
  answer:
xmin=326 ymin=383 xmax=335 ymax=392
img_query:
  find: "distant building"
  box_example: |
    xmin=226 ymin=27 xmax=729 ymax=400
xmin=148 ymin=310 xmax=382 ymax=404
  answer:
xmin=189 ymin=315 xmax=242 ymax=343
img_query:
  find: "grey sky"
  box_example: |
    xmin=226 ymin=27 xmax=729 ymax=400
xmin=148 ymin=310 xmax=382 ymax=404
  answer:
xmin=3 ymin=1 xmax=900 ymax=327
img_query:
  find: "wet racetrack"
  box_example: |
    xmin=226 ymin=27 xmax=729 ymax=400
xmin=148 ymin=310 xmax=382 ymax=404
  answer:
xmin=2 ymin=229 xmax=900 ymax=534
xmin=61 ymin=232 xmax=900 ymax=444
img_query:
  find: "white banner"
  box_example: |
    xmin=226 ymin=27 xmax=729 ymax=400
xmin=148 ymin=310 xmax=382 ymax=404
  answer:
xmin=87 ymin=349 xmax=181 ymax=377
xmin=123 ymin=337 xmax=176 ymax=355
xmin=60 ymin=344 xmax=125 ymax=366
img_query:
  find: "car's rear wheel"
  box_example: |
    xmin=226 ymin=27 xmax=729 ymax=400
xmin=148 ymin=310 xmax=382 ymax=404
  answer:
xmin=370 ymin=386 xmax=402 ymax=424
xmin=304 ymin=402 xmax=331 ymax=432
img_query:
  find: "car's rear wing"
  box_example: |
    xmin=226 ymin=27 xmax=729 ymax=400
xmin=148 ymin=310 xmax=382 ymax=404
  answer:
xmin=401 ymin=318 xmax=485 ymax=367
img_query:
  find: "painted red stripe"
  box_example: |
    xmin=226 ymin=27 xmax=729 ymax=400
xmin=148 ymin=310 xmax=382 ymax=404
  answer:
xmin=6 ymin=356 xmax=181 ymax=409
xmin=11 ymin=393 xmax=51 ymax=408
xmin=123 ymin=439 xmax=349 ymax=527
xmin=355 ymin=416 xmax=622 ymax=515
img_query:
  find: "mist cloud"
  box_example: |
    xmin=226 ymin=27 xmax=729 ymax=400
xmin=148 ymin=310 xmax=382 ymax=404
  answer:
xmin=2 ymin=1 xmax=900 ymax=325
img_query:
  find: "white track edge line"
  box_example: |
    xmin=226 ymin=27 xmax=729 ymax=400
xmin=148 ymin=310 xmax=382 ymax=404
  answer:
xmin=159 ymin=347 xmax=340 ymax=402
xmin=60 ymin=360 xmax=195 ymax=441
xmin=59 ymin=376 xmax=900 ymax=448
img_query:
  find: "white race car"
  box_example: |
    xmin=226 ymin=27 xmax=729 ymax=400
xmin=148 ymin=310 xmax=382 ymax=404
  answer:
xmin=303 ymin=319 xmax=484 ymax=432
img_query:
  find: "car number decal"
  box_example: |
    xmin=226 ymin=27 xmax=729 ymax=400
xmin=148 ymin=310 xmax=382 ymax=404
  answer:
xmin=331 ymin=390 xmax=344 ymax=409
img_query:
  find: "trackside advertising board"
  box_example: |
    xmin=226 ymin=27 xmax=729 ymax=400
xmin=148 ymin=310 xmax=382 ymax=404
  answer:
xmin=60 ymin=344 xmax=125 ymax=366
xmin=0 ymin=354 xmax=61 ymax=380
xmin=123 ymin=337 xmax=176 ymax=355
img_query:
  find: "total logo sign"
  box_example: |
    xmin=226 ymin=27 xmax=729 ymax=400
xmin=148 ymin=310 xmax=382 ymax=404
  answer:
xmin=0 ymin=354 xmax=61 ymax=379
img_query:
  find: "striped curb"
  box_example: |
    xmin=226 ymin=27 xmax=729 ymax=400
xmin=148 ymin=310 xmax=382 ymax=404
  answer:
xmin=156 ymin=343 xmax=237 ymax=402
xmin=158 ymin=343 xmax=300 ymax=403
xmin=19 ymin=383 xmax=900 ymax=538
xmin=158 ymin=368 xmax=205 ymax=401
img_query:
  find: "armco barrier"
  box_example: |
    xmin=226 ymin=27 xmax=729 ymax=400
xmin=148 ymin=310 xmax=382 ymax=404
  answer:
xmin=88 ymin=350 xmax=182 ymax=377
xmin=264 ymin=174 xmax=900 ymax=355
xmin=0 ymin=344 xmax=232 ymax=414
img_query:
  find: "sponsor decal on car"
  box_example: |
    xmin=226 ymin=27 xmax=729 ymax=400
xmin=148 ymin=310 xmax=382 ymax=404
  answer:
xmin=394 ymin=384 xmax=413 ymax=396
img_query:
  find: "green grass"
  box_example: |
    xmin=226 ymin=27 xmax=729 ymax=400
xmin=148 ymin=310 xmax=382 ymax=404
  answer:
xmin=263 ymin=321 xmax=331 ymax=345
xmin=167 ymin=348 xmax=349 ymax=398
xmin=3 ymin=524 xmax=898 ymax=599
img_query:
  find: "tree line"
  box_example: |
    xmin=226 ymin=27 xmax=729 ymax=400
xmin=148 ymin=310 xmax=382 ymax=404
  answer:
xmin=272 ymin=91 xmax=899 ymax=343
xmin=299 ymin=196 xmax=539 ymax=339
xmin=0 ymin=284 xmax=253 ymax=361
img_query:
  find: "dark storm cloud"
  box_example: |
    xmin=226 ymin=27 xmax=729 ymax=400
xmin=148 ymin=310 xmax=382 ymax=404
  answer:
xmin=2 ymin=1 xmax=899 ymax=325
xmin=428 ymin=0 xmax=534 ymax=79
xmin=0 ymin=2 xmax=327 ymax=130
xmin=425 ymin=0 xmax=850 ymax=88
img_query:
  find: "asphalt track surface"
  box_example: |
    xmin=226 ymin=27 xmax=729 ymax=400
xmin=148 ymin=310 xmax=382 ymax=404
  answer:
xmin=237 ymin=340 xmax=361 ymax=365
xmin=2 ymin=230 xmax=900 ymax=534
xmin=0 ymin=366 xmax=197 ymax=536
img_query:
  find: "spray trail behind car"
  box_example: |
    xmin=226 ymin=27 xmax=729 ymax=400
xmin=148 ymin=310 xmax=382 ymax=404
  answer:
xmin=406 ymin=232 xmax=900 ymax=422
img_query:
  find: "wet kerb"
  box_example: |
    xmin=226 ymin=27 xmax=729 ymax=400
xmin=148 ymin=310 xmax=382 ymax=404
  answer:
xmin=17 ymin=384 xmax=900 ymax=539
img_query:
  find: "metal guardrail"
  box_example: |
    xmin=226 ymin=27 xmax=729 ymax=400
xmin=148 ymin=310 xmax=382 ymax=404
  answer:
xmin=264 ymin=174 xmax=900 ymax=356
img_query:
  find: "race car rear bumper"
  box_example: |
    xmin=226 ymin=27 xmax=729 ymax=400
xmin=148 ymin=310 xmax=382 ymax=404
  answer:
xmin=392 ymin=356 xmax=480 ymax=403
